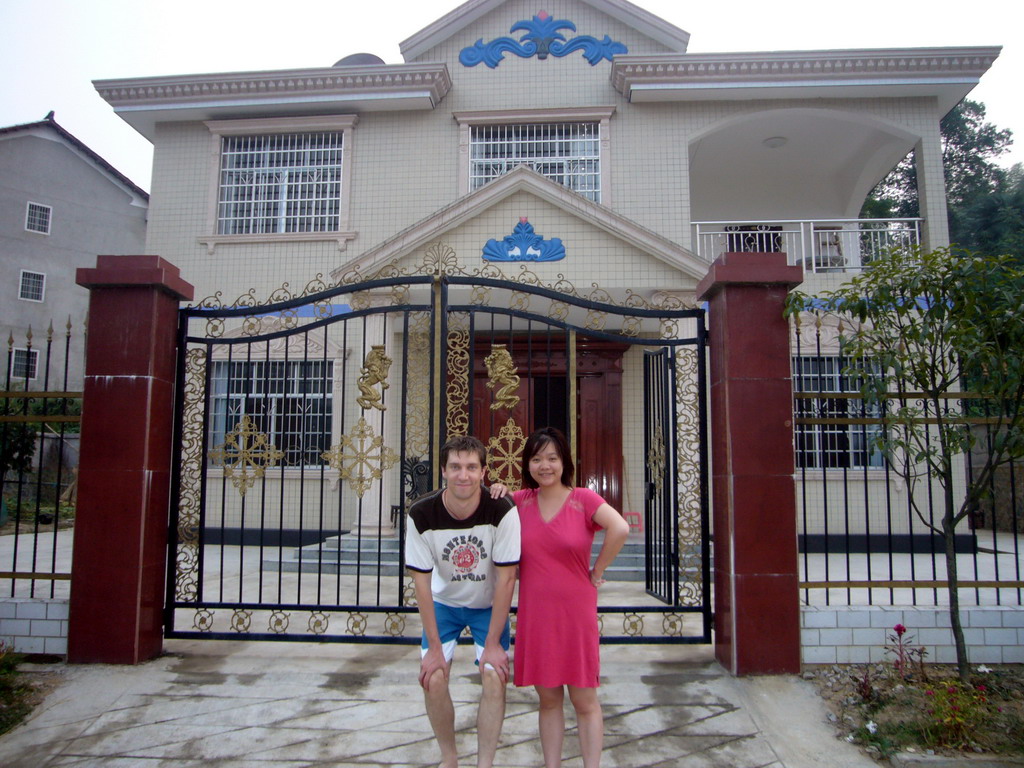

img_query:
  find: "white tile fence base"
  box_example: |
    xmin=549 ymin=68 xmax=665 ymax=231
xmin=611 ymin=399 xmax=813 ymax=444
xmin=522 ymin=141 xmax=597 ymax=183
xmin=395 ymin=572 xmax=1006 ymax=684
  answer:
xmin=802 ymin=605 xmax=1024 ymax=665
xmin=0 ymin=598 xmax=69 ymax=656
xmin=4 ymin=599 xmax=1022 ymax=664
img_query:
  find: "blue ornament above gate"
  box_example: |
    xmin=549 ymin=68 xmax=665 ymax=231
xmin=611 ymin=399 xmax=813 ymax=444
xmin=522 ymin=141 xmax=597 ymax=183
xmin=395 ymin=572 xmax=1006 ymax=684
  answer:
xmin=482 ymin=218 xmax=565 ymax=262
xmin=459 ymin=10 xmax=627 ymax=69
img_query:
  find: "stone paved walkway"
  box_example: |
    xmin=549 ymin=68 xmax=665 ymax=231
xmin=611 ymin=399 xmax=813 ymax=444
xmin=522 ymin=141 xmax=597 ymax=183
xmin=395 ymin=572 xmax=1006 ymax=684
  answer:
xmin=0 ymin=640 xmax=877 ymax=767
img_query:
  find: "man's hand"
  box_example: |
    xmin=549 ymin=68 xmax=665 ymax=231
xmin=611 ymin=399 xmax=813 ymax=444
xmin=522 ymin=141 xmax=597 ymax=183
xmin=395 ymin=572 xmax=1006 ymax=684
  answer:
xmin=478 ymin=643 xmax=509 ymax=684
xmin=419 ymin=645 xmax=449 ymax=691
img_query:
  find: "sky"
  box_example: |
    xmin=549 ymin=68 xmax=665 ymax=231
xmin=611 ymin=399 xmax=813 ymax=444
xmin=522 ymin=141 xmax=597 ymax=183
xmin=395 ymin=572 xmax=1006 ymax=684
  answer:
xmin=1 ymin=0 xmax=1020 ymax=193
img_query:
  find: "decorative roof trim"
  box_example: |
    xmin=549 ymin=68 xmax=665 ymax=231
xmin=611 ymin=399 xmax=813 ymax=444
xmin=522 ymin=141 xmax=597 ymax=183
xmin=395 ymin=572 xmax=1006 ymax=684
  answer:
xmin=400 ymin=0 xmax=689 ymax=61
xmin=611 ymin=47 xmax=1000 ymax=95
xmin=332 ymin=165 xmax=706 ymax=282
xmin=94 ymin=63 xmax=452 ymax=110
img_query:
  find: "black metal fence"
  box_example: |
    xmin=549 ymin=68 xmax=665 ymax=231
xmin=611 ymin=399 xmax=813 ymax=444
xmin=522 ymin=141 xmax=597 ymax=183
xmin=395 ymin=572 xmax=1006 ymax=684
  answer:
xmin=1 ymin=321 xmax=82 ymax=598
xmin=792 ymin=332 xmax=1023 ymax=607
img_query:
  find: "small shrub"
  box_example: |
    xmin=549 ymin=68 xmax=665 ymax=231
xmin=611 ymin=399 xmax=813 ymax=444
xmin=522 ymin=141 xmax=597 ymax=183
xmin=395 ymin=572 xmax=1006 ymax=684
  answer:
xmin=924 ymin=681 xmax=994 ymax=749
xmin=0 ymin=640 xmax=34 ymax=735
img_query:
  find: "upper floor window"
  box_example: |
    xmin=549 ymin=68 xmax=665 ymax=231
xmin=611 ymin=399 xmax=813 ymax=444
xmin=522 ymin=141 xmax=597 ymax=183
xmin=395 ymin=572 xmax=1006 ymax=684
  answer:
xmin=204 ymin=116 xmax=358 ymax=250
xmin=792 ymin=355 xmax=884 ymax=470
xmin=470 ymin=123 xmax=601 ymax=202
xmin=26 ymin=202 xmax=51 ymax=234
xmin=19 ymin=270 xmax=46 ymax=302
xmin=217 ymin=132 xmax=344 ymax=235
xmin=11 ymin=349 xmax=38 ymax=381
xmin=455 ymin=108 xmax=614 ymax=204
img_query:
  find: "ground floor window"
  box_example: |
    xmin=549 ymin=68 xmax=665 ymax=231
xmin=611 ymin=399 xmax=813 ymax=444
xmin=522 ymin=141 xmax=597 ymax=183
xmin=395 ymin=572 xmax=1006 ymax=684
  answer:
xmin=209 ymin=359 xmax=333 ymax=468
xmin=792 ymin=355 xmax=883 ymax=469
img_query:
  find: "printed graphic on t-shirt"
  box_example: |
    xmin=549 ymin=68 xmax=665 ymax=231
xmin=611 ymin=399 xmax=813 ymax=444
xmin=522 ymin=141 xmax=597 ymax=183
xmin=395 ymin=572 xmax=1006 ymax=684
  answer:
xmin=443 ymin=533 xmax=489 ymax=581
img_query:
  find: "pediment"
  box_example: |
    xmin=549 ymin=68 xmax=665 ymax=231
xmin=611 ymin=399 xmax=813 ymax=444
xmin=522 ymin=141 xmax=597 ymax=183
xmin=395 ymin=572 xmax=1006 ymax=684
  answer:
xmin=400 ymin=0 xmax=689 ymax=62
xmin=330 ymin=166 xmax=708 ymax=288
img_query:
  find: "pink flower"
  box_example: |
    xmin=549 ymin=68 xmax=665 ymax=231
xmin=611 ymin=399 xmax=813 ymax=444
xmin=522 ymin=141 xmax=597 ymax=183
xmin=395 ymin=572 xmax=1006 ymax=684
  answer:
xmin=894 ymin=623 xmax=907 ymax=636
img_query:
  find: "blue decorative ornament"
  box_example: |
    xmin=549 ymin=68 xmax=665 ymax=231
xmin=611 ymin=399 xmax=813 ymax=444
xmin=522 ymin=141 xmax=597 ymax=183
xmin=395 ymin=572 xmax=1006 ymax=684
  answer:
xmin=460 ymin=10 xmax=627 ymax=69
xmin=483 ymin=218 xmax=566 ymax=262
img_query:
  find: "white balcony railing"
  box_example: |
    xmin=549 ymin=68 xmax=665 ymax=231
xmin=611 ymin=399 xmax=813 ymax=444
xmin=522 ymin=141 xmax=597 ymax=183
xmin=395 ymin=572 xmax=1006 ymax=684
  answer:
xmin=692 ymin=219 xmax=922 ymax=273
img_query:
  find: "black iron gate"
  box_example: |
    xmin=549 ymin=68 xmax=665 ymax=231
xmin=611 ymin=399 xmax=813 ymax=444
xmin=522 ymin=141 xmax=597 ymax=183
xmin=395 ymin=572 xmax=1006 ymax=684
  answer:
xmin=166 ymin=249 xmax=710 ymax=643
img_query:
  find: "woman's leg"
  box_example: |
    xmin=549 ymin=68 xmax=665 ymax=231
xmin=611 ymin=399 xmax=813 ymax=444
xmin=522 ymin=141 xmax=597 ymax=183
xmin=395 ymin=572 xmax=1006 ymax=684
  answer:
xmin=535 ymin=685 xmax=565 ymax=768
xmin=567 ymin=685 xmax=603 ymax=768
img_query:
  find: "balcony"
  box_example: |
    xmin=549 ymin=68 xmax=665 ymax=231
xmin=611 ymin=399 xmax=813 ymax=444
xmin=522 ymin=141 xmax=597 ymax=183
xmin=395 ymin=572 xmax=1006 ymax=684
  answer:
xmin=692 ymin=219 xmax=922 ymax=273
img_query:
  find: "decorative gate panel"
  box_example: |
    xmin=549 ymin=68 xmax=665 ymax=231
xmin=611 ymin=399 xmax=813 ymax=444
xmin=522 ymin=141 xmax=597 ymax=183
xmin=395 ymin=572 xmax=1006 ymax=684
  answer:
xmin=167 ymin=249 xmax=710 ymax=643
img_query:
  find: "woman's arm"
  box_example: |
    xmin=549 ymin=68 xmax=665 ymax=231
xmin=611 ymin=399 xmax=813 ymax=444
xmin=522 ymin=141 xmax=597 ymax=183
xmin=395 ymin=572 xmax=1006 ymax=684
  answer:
xmin=590 ymin=504 xmax=630 ymax=587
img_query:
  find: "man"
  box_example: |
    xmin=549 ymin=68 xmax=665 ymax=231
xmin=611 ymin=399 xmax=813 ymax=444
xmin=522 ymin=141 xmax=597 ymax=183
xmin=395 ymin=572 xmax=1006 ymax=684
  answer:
xmin=405 ymin=435 xmax=520 ymax=768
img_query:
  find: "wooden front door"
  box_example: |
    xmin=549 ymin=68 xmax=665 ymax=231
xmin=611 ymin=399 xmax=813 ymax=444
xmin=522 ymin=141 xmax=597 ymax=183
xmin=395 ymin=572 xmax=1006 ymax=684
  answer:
xmin=471 ymin=336 xmax=626 ymax=511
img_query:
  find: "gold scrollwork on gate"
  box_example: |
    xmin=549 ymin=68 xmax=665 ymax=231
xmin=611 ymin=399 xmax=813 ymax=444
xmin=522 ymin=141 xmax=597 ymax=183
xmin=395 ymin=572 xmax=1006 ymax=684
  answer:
xmin=322 ymin=417 xmax=400 ymax=498
xmin=675 ymin=345 xmax=704 ymax=607
xmin=268 ymin=611 xmax=290 ymax=634
xmin=485 ymin=344 xmax=520 ymax=411
xmin=405 ymin=313 xmax=431 ymax=461
xmin=231 ymin=609 xmax=253 ymax=633
xmin=622 ymin=613 xmax=644 ymax=637
xmin=356 ymin=345 xmax=392 ymax=412
xmin=207 ymin=414 xmax=285 ymax=497
xmin=647 ymin=426 xmax=666 ymax=495
xmin=175 ymin=347 xmax=206 ymax=601
xmin=193 ymin=609 xmax=214 ymax=632
xmin=347 ymin=612 xmax=368 ymax=636
xmin=445 ymin=313 xmax=470 ymax=437
xmin=308 ymin=612 xmax=330 ymax=635
xmin=384 ymin=613 xmax=406 ymax=637
xmin=487 ymin=417 xmax=526 ymax=490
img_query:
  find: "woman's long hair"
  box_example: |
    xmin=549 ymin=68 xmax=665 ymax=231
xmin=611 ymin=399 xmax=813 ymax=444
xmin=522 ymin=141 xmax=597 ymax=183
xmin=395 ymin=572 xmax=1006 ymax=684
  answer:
xmin=521 ymin=427 xmax=575 ymax=489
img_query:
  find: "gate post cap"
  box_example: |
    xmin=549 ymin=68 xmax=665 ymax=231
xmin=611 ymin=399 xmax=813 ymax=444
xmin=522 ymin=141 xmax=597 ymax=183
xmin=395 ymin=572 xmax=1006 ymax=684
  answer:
xmin=77 ymin=255 xmax=194 ymax=301
xmin=696 ymin=252 xmax=803 ymax=302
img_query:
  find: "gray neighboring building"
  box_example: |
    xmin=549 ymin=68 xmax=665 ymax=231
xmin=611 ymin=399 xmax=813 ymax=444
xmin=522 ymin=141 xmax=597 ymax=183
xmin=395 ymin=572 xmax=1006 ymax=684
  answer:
xmin=0 ymin=112 xmax=149 ymax=390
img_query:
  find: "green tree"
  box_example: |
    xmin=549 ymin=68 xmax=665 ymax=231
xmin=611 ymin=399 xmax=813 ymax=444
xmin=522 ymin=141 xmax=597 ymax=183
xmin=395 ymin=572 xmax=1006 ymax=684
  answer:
xmin=0 ymin=401 xmax=36 ymax=483
xmin=959 ymin=165 xmax=1024 ymax=264
xmin=863 ymin=100 xmax=1014 ymax=249
xmin=786 ymin=247 xmax=1024 ymax=681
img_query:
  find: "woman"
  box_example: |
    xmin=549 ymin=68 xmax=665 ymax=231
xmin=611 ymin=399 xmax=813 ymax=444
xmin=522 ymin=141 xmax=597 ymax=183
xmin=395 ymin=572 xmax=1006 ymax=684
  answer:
xmin=506 ymin=427 xmax=630 ymax=768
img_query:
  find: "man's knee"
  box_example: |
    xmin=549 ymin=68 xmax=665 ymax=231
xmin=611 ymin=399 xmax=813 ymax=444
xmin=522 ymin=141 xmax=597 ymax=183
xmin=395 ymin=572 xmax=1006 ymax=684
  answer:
xmin=480 ymin=663 xmax=506 ymax=692
xmin=425 ymin=667 xmax=450 ymax=696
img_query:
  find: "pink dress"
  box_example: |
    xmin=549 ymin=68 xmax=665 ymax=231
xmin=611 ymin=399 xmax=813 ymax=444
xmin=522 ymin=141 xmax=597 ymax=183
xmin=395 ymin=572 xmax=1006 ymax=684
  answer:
xmin=513 ymin=486 xmax=605 ymax=688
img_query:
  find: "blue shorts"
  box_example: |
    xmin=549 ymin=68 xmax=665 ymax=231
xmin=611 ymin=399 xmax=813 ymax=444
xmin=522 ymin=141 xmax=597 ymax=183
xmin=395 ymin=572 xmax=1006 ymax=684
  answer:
xmin=422 ymin=602 xmax=511 ymax=664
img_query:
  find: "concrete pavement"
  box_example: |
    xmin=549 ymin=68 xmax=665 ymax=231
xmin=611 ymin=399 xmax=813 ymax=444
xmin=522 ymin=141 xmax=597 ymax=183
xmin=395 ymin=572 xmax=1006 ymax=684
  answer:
xmin=0 ymin=640 xmax=877 ymax=768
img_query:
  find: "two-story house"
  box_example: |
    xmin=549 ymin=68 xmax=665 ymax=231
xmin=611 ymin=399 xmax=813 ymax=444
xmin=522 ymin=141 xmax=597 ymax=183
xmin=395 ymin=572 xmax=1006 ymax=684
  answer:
xmin=92 ymin=0 xmax=997 ymax=563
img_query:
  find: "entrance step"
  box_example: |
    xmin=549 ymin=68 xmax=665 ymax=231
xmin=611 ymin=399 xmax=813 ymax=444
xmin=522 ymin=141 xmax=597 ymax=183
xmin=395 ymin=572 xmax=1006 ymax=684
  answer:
xmin=264 ymin=534 xmax=404 ymax=576
xmin=265 ymin=534 xmax=652 ymax=581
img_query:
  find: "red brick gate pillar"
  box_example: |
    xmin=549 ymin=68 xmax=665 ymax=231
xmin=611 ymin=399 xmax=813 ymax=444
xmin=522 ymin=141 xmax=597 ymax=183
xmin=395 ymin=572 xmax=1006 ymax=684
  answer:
xmin=68 ymin=255 xmax=193 ymax=664
xmin=696 ymin=252 xmax=803 ymax=675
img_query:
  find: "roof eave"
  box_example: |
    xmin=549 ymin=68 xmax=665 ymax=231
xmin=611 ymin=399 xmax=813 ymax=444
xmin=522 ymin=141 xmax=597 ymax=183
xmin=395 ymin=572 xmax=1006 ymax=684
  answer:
xmin=611 ymin=47 xmax=1001 ymax=115
xmin=94 ymin=63 xmax=452 ymax=140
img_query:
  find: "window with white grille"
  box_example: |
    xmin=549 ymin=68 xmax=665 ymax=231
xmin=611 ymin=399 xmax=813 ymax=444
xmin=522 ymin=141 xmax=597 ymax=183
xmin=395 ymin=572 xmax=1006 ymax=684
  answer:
xmin=26 ymin=202 xmax=51 ymax=234
xmin=209 ymin=359 xmax=333 ymax=468
xmin=19 ymin=271 xmax=46 ymax=302
xmin=793 ymin=356 xmax=883 ymax=470
xmin=11 ymin=349 xmax=38 ymax=381
xmin=470 ymin=123 xmax=601 ymax=202
xmin=216 ymin=133 xmax=344 ymax=235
